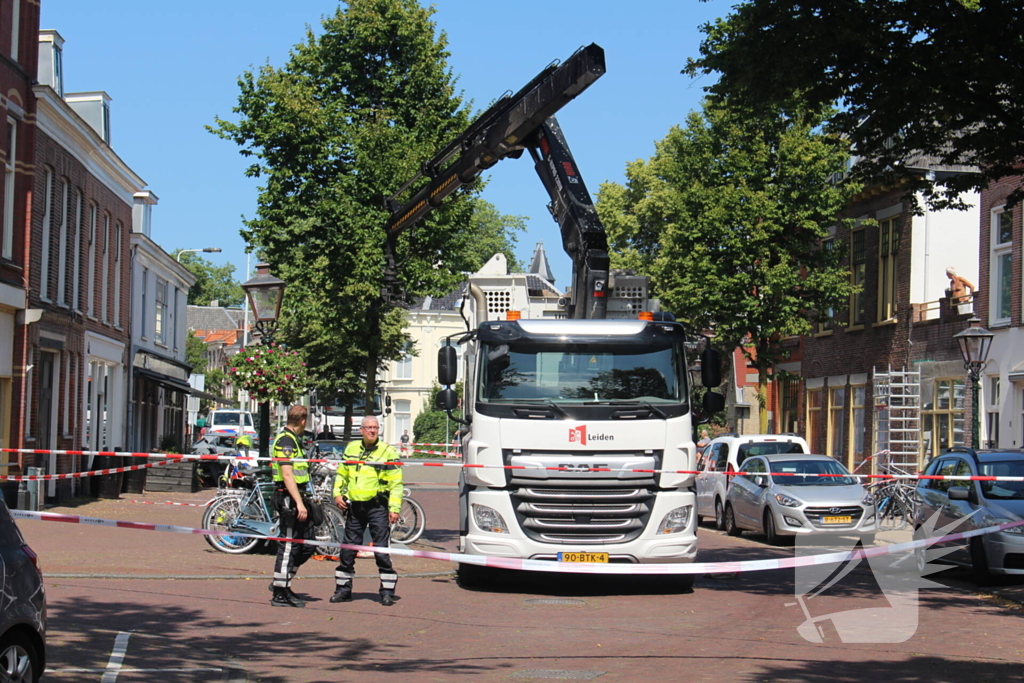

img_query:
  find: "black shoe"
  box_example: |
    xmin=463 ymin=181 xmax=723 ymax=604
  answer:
xmin=330 ymin=589 xmax=352 ymax=603
xmin=381 ymin=594 xmax=395 ymax=607
xmin=271 ymin=588 xmax=305 ymax=608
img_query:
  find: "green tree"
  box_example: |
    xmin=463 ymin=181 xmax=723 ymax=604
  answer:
xmin=413 ymin=383 xmax=462 ymax=447
xmin=185 ymin=330 xmax=208 ymax=373
xmin=211 ymin=0 xmax=487 ymax=411
xmin=685 ymin=0 xmax=1024 ymax=207
xmin=465 ymin=198 xmax=527 ymax=272
xmin=173 ymin=251 xmax=245 ymax=307
xmin=596 ymin=99 xmax=859 ymax=432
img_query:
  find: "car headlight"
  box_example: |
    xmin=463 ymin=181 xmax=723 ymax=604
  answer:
xmin=984 ymin=516 xmax=1024 ymax=535
xmin=774 ymin=493 xmax=802 ymax=508
xmin=862 ymin=492 xmax=875 ymax=506
xmin=471 ymin=504 xmax=510 ymax=534
xmin=657 ymin=506 xmax=692 ymax=534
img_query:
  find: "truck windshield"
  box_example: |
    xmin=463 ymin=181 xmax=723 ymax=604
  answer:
xmin=479 ymin=341 xmax=685 ymax=403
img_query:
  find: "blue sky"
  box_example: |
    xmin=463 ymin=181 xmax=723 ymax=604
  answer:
xmin=40 ymin=1 xmax=727 ymax=289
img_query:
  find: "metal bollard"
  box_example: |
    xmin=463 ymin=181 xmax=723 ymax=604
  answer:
xmin=26 ymin=467 xmax=43 ymax=511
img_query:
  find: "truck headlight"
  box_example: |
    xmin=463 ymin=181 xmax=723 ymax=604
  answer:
xmin=472 ymin=504 xmax=509 ymax=534
xmin=774 ymin=493 xmax=802 ymax=508
xmin=657 ymin=506 xmax=692 ymax=534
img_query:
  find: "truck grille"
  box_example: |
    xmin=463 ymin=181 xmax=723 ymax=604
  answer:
xmin=511 ymin=485 xmax=653 ymax=544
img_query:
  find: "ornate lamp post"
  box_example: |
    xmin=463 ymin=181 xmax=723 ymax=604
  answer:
xmin=954 ymin=316 xmax=994 ymax=449
xmin=241 ymin=263 xmax=286 ymax=459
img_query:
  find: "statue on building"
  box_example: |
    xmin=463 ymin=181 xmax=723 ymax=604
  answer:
xmin=945 ymin=266 xmax=975 ymax=304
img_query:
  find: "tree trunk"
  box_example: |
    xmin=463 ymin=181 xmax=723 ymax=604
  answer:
xmin=343 ymin=403 xmax=354 ymax=441
xmin=757 ymin=359 xmax=771 ymax=434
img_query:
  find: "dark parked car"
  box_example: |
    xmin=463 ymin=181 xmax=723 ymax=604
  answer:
xmin=0 ymin=498 xmax=45 ymax=682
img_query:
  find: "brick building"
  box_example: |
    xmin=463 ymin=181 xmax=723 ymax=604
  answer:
xmin=800 ymin=161 xmax=979 ymax=472
xmin=15 ymin=29 xmax=143 ymax=501
xmin=0 ymin=1 xmax=39 ymax=497
xmin=975 ymin=174 xmax=1024 ymax=449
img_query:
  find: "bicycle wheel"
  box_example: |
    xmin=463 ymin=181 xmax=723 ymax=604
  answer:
xmin=311 ymin=503 xmax=346 ymax=550
xmin=877 ymin=493 xmax=908 ymax=531
xmin=202 ymin=496 xmax=262 ymax=554
xmin=391 ymin=497 xmax=425 ymax=544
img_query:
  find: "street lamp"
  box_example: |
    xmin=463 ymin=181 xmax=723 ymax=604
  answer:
xmin=240 ymin=263 xmax=287 ymax=459
xmin=954 ymin=316 xmax=994 ymax=449
xmin=177 ymin=247 xmax=222 ymax=263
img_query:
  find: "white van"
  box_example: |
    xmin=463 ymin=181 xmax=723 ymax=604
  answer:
xmin=695 ymin=433 xmax=809 ymax=530
xmin=205 ymin=409 xmax=257 ymax=438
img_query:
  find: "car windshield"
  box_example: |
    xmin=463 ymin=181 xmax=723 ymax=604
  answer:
xmin=979 ymin=460 xmax=1024 ymax=500
xmin=738 ymin=441 xmax=804 ymax=460
xmin=211 ymin=412 xmax=253 ymax=427
xmin=480 ymin=341 xmax=685 ymax=403
xmin=769 ymin=459 xmax=858 ymax=486
xmin=316 ymin=443 xmax=347 ymax=457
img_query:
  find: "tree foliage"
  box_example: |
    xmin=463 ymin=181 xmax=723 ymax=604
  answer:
xmin=596 ymin=99 xmax=859 ymax=431
xmin=174 ymin=251 xmax=244 ymax=307
xmin=413 ymin=383 xmax=462 ymax=447
xmin=465 ymin=198 xmax=527 ymax=272
xmin=210 ymin=0 xmax=488 ymax=408
xmin=185 ymin=330 xmax=207 ymax=374
xmin=685 ymin=0 xmax=1024 ymax=207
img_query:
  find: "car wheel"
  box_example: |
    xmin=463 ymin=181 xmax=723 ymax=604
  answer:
xmin=724 ymin=504 xmax=742 ymax=537
xmin=714 ymin=499 xmax=725 ymax=531
xmin=0 ymin=631 xmax=40 ymax=683
xmin=763 ymin=509 xmax=781 ymax=546
xmin=969 ymin=537 xmax=996 ymax=587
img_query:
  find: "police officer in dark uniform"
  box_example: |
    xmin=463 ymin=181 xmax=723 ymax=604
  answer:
xmin=269 ymin=404 xmax=315 ymax=608
xmin=331 ymin=415 xmax=403 ymax=606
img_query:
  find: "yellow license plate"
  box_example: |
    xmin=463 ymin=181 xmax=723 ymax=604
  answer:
xmin=822 ymin=516 xmax=853 ymax=524
xmin=558 ymin=552 xmax=609 ymax=563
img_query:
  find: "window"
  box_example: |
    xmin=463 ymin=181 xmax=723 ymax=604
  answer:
xmin=828 ymin=386 xmax=846 ymax=462
xmin=172 ymin=287 xmax=179 ymax=350
xmin=986 ymin=377 xmax=1000 ymax=449
xmin=72 ymin=190 xmax=81 ymax=310
xmin=2 ymin=117 xmax=15 ymax=259
xmin=10 ymin=0 xmax=20 ymax=62
xmin=62 ymin=353 xmax=71 ymax=436
xmin=53 ymin=43 xmax=63 ymax=97
xmin=86 ymin=204 xmax=97 ymax=316
xmin=779 ymin=375 xmax=800 ymax=433
xmin=807 ymin=388 xmax=824 ymax=451
xmin=877 ymin=217 xmax=899 ymax=321
xmin=922 ymin=378 xmax=966 ymax=458
xmin=155 ymin=278 xmax=168 ymax=344
xmin=56 ymin=180 xmax=68 ymax=306
xmin=932 ymin=458 xmax=970 ymax=494
xmin=395 ymin=399 xmax=411 ymax=441
xmin=40 ymin=168 xmax=53 ymax=300
xmin=850 ymin=228 xmax=866 ymax=326
xmin=113 ymin=222 xmax=122 ymax=327
xmin=395 ymin=345 xmax=413 ymax=380
xmin=991 ymin=208 xmax=1012 ymax=324
xmin=817 ymin=238 xmax=835 ymax=332
xmin=101 ymin=214 xmax=110 ymax=322
xmin=851 ymin=386 xmax=867 ymax=470
xmin=140 ymin=267 xmax=147 ymax=339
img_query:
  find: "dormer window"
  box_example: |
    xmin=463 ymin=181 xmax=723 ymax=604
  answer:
xmin=37 ymin=30 xmax=65 ymax=97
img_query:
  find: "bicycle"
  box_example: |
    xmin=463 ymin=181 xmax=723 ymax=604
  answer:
xmin=202 ymin=462 xmax=346 ymax=555
xmin=869 ymin=455 xmax=920 ymax=531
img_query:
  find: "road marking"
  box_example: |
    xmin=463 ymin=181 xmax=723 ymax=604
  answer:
xmin=510 ymin=671 xmax=605 ymax=680
xmin=100 ymin=631 xmax=131 ymax=683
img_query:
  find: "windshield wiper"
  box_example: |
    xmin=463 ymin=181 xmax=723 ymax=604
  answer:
xmin=606 ymin=399 xmax=668 ymax=418
xmin=513 ymin=399 xmax=569 ymax=418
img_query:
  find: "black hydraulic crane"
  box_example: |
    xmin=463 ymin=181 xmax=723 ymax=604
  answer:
xmin=383 ymin=43 xmax=610 ymax=319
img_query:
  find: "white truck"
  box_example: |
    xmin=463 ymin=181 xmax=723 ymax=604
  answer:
xmin=384 ymin=44 xmax=725 ymax=586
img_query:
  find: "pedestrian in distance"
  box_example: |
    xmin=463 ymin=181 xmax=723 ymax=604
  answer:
xmin=269 ymin=405 xmax=316 ymax=608
xmin=399 ymin=429 xmax=411 ymax=455
xmin=331 ymin=415 xmax=403 ymax=606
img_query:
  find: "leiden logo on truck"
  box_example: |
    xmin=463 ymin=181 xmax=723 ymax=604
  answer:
xmin=568 ymin=425 xmax=614 ymax=446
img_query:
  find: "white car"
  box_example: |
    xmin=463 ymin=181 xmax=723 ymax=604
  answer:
xmin=696 ymin=433 xmax=808 ymax=530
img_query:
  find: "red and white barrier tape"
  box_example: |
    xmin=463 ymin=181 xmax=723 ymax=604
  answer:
xmin=0 ymin=459 xmax=178 ymax=482
xmin=3 ymin=448 xmax=1024 ymax=482
xmin=409 ymin=448 xmax=462 ymax=457
xmin=392 ymin=442 xmax=461 ymax=448
xmin=123 ymin=499 xmax=215 ymax=508
xmin=11 ymin=508 xmax=1024 ymax=574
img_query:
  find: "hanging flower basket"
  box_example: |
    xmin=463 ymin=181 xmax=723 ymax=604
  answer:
xmin=228 ymin=343 xmax=309 ymax=404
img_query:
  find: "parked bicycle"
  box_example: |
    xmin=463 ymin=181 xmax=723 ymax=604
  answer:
xmin=869 ymin=454 xmax=920 ymax=531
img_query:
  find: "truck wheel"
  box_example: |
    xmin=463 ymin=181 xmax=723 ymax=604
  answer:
xmin=724 ymin=504 xmax=742 ymax=537
xmin=457 ymin=562 xmax=498 ymax=589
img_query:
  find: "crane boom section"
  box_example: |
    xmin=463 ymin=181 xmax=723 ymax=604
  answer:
xmin=384 ymin=43 xmax=605 ymax=238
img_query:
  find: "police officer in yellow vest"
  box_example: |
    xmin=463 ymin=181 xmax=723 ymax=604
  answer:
xmin=269 ymin=405 xmax=315 ymax=608
xmin=331 ymin=415 xmax=403 ymax=606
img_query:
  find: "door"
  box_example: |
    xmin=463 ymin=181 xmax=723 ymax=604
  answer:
xmin=732 ymin=458 xmax=765 ymax=527
xmin=38 ymin=352 xmax=56 ymax=497
xmin=938 ymin=457 xmax=974 ymax=564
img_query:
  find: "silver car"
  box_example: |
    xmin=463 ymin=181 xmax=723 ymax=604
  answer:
xmin=913 ymin=447 xmax=1024 ymax=586
xmin=723 ymin=454 xmax=877 ymax=545
xmin=0 ymin=498 xmax=46 ymax=682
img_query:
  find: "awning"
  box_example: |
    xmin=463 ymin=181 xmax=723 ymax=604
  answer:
xmin=190 ymin=388 xmax=237 ymax=407
xmin=134 ymin=367 xmax=194 ymax=394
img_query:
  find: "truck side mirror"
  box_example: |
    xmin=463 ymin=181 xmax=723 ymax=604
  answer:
xmin=438 ymin=345 xmax=458 ymax=386
xmin=437 ymin=387 xmax=458 ymax=411
xmin=385 ymin=395 xmax=392 ymax=407
xmin=701 ymin=348 xmax=722 ymax=388
xmin=702 ymin=391 xmax=725 ymax=415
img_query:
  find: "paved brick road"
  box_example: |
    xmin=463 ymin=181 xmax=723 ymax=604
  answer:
xmin=18 ymin=474 xmax=1024 ymax=683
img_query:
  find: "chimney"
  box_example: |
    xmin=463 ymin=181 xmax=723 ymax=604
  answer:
xmin=37 ymin=30 xmax=65 ymax=97
xmin=132 ymin=191 xmax=158 ymax=237
xmin=64 ymin=92 xmax=113 ymax=145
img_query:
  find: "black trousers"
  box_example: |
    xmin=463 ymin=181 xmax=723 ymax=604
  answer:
xmin=335 ymin=500 xmax=397 ymax=596
xmin=272 ymin=492 xmax=315 ymax=589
